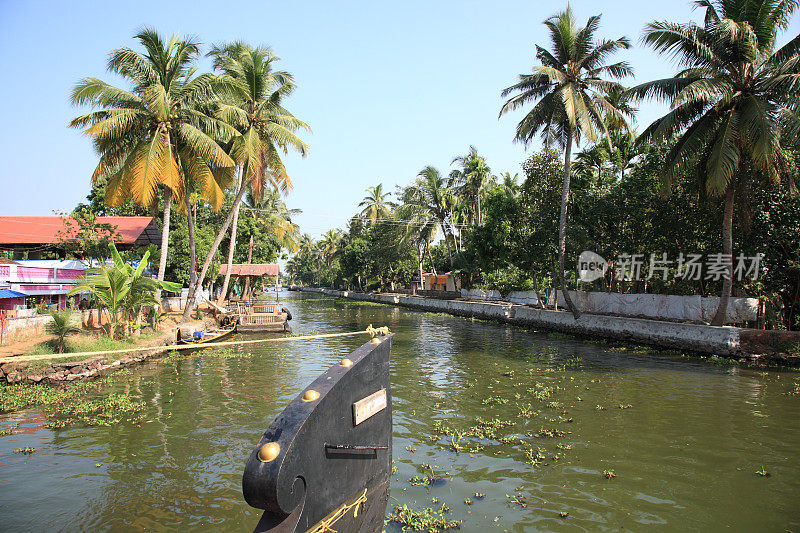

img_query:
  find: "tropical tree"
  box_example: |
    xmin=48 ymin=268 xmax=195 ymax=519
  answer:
xmin=358 ymin=184 xmax=395 ymax=224
xmin=242 ymin=191 xmax=301 ymax=260
xmin=498 ymin=171 xmax=522 ymax=197
xmin=69 ymin=29 xmax=235 ymax=298
xmin=185 ymin=42 xmax=310 ymax=320
xmin=450 ymin=146 xmax=493 ymax=225
xmin=238 ymin=191 xmax=301 ymax=297
xmin=574 ymin=146 xmax=610 ymax=186
xmin=629 ymin=0 xmax=800 ymax=325
xmin=500 ymin=7 xmax=632 ymax=318
xmin=399 ymin=166 xmax=458 ymax=266
xmin=69 ymin=243 xmax=181 ymax=338
xmin=396 ymin=202 xmax=438 ymax=284
xmin=319 ymin=229 xmax=343 ymax=267
xmin=46 ymin=310 xmax=81 ymax=354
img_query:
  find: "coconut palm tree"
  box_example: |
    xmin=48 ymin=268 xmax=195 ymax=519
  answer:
xmin=450 ymin=146 xmax=493 ymax=225
xmin=69 ymin=29 xmax=235 ymax=298
xmin=185 ymin=42 xmax=310 ymax=320
xmin=396 ymin=196 xmax=439 ymax=285
xmin=498 ymin=172 xmax=522 ymax=197
xmin=46 ymin=310 xmax=80 ymax=354
xmin=500 ymin=8 xmax=632 ymax=319
xmin=628 ymin=0 xmax=800 ymax=325
xmin=358 ymin=184 xmax=395 ymax=224
xmin=319 ymin=229 xmax=343 ymax=267
xmin=399 ymin=166 xmax=458 ymax=267
xmin=235 ymin=191 xmax=301 ymax=298
xmin=574 ymin=147 xmax=610 ymax=186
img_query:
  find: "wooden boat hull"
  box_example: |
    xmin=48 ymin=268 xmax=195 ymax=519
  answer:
xmin=237 ymin=320 xmax=290 ymax=333
xmin=230 ymin=303 xmax=291 ymax=333
xmin=243 ymin=334 xmax=393 ymax=533
xmin=176 ymin=325 xmax=237 ymax=345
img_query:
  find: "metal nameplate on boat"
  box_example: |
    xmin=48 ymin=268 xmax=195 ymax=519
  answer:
xmin=352 ymin=389 xmax=387 ymax=426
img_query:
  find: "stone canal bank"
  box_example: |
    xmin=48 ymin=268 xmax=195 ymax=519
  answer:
xmin=300 ymin=288 xmax=800 ymax=362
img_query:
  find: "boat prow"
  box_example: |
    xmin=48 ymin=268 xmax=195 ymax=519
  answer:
xmin=243 ymin=333 xmax=393 ymax=532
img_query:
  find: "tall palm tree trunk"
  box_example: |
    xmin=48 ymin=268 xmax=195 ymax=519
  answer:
xmin=185 ymin=190 xmax=198 ymax=313
xmin=559 ymin=133 xmax=581 ymax=319
xmin=156 ymin=187 xmax=173 ymax=302
xmin=427 ymin=243 xmax=438 ymax=276
xmin=439 ymin=220 xmax=454 ymax=267
xmin=417 ymin=243 xmax=424 ymax=294
xmin=182 ymin=182 xmax=249 ymax=322
xmin=218 ymin=168 xmax=243 ymax=304
xmin=243 ymin=235 xmax=254 ymax=298
xmin=711 ymin=183 xmax=736 ymax=326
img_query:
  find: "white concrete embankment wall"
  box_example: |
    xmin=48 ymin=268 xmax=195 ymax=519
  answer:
xmin=300 ymin=288 xmax=741 ymax=355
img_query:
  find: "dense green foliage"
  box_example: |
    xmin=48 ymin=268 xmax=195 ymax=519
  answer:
xmin=288 ymin=140 xmax=800 ymax=329
xmin=69 ymin=243 xmax=181 ymax=337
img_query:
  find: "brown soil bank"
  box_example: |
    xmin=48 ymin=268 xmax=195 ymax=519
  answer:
xmin=0 ymin=313 xmax=217 ymax=385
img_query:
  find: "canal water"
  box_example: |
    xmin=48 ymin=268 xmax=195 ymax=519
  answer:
xmin=1 ymin=292 xmax=799 ymax=531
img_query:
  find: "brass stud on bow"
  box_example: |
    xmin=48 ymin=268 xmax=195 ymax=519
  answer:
xmin=258 ymin=442 xmax=280 ymax=463
xmin=302 ymin=389 xmax=320 ymax=402
xmin=340 ymin=358 xmax=353 ymax=367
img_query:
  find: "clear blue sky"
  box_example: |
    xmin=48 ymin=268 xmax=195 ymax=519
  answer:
xmin=1 ymin=1 xmax=797 ymax=239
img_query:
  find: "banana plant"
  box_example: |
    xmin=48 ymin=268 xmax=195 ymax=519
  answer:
xmin=70 ymin=243 xmax=181 ymax=338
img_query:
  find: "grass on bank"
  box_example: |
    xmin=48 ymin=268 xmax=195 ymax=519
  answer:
xmin=24 ymin=333 xmax=159 ymax=372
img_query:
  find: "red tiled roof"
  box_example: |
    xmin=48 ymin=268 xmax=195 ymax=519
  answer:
xmin=219 ymin=263 xmax=279 ymax=276
xmin=0 ymin=216 xmax=161 ymax=248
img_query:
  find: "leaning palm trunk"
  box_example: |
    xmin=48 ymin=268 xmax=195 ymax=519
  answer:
xmin=155 ymin=187 xmax=173 ymax=302
xmin=182 ymin=183 xmax=249 ymax=321
xmin=218 ymin=167 xmax=243 ymax=304
xmin=558 ymin=134 xmax=580 ymax=319
xmin=711 ymin=184 xmax=736 ymax=326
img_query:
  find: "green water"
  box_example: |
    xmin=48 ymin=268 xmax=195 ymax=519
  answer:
xmin=1 ymin=292 xmax=799 ymax=531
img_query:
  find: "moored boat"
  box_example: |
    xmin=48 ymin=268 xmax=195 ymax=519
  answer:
xmin=232 ymin=301 xmax=292 ymax=332
xmin=176 ymin=324 xmax=237 ymax=345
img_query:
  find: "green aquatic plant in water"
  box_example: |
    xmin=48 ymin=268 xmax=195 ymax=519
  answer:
xmin=0 ymin=370 xmax=145 ymax=428
xmin=13 ymin=447 xmax=35 ymax=454
xmin=386 ymin=504 xmax=462 ymax=531
xmin=0 ymin=423 xmax=19 ymax=437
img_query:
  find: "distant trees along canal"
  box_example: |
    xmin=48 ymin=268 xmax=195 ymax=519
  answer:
xmin=288 ymin=1 xmax=800 ymax=332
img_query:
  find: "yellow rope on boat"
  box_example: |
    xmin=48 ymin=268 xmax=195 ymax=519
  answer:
xmin=307 ymin=488 xmax=368 ymax=533
xmin=0 ymin=326 xmax=391 ymax=365
xmin=365 ymin=324 xmax=390 ymax=338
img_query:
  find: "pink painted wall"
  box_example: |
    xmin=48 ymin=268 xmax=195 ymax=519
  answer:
xmin=0 ymin=297 xmax=25 ymax=310
xmin=17 ymin=267 xmax=54 ymax=280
